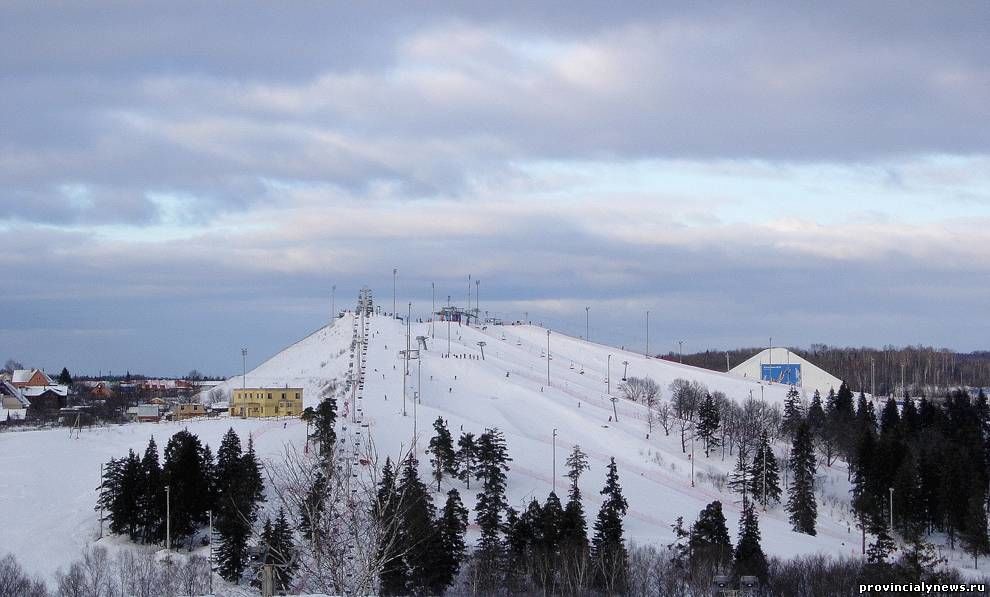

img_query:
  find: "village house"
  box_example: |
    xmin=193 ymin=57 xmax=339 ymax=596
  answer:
xmin=12 ymin=369 xmax=68 ymax=418
xmin=230 ymin=387 xmax=303 ymax=418
xmin=174 ymin=403 xmax=207 ymax=420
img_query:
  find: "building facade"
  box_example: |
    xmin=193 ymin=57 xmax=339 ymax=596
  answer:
xmin=729 ymin=347 xmax=843 ymax=398
xmin=230 ymin=387 xmax=303 ymax=418
xmin=175 ymin=403 xmax=207 ymax=420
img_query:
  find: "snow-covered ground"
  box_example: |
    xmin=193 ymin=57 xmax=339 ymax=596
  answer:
xmin=1 ymin=311 xmax=984 ymax=585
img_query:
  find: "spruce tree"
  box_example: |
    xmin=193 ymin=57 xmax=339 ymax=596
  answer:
xmin=561 ymin=446 xmax=590 ymax=551
xmin=891 ymin=451 xmax=925 ymax=542
xmin=299 ymin=471 xmax=327 ymax=543
xmin=474 ymin=428 xmax=511 ymax=590
xmin=242 ymin=435 xmax=265 ymax=511
xmin=376 ymin=458 xmax=406 ymax=596
xmin=58 ymin=367 xmax=72 ymax=386
xmin=807 ymin=390 xmax=825 ymax=435
xmin=137 ymin=436 xmax=164 ymax=544
xmin=436 ymin=489 xmax=468 ymax=592
xmin=728 ymin=448 xmax=750 ymax=503
xmin=215 ymin=428 xmax=250 ymax=582
xmin=879 ymin=397 xmax=900 ymax=435
xmin=733 ymin=501 xmax=768 ymax=581
xmin=396 ymin=455 xmax=439 ymax=595
xmin=667 ymin=516 xmax=691 ymax=574
xmin=313 ymin=395 xmax=337 ymax=458
xmin=427 ymin=417 xmax=456 ymax=492
xmin=850 ymin=426 xmax=878 ymax=542
xmin=591 ymin=458 xmax=628 ymax=594
xmin=689 ymin=500 xmax=732 ymax=571
xmin=786 ymin=422 xmax=817 ymax=535
xmin=96 ymin=457 xmax=123 ymax=536
xmin=264 ymin=508 xmax=297 ymax=593
xmin=455 ymin=432 xmax=477 ymax=489
xmin=748 ymin=430 xmax=781 ymax=508
xmin=781 ymin=387 xmax=803 ymax=438
xmin=534 ymin=491 xmax=564 ymax=589
xmin=163 ymin=430 xmax=213 ymax=546
xmin=697 ymin=393 xmax=721 ymax=457
xmin=900 ymin=396 xmax=919 ymax=435
xmin=960 ymin=492 xmax=990 ymax=568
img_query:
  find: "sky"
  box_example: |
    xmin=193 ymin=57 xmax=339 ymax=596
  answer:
xmin=2 ymin=1 xmax=989 ymax=376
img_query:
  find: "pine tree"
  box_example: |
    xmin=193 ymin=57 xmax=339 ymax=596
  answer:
xmin=427 ymin=417 xmax=456 ymax=492
xmin=850 ymin=425 xmax=878 ymax=543
xmin=891 ymin=451 xmax=925 ymax=542
xmin=591 ymin=458 xmax=628 ymax=594
xmin=787 ymin=422 xmax=817 ymax=535
xmin=866 ymin=526 xmax=896 ymax=566
xmin=900 ymin=396 xmax=919 ymax=435
xmin=215 ymin=428 xmax=250 ymax=582
xmin=667 ymin=516 xmax=691 ymax=574
xmin=781 ymin=387 xmax=803 ymax=438
xmin=697 ymin=393 xmax=721 ymax=457
xmin=96 ymin=457 xmax=123 ymax=536
xmin=533 ymin=491 xmax=564 ymax=589
xmin=689 ymin=500 xmax=732 ymax=571
xmin=57 ymin=367 xmax=72 ymax=386
xmin=733 ymin=501 xmax=768 ymax=581
xmin=435 ymin=489 xmax=468 ymax=592
xmin=830 ymin=383 xmax=856 ymax=460
xmin=748 ymin=430 xmax=782 ymax=508
xmin=455 ymin=432 xmax=477 ymax=489
xmin=299 ymin=471 xmax=327 ymax=543
xmin=137 ymin=436 xmax=164 ymax=544
xmin=807 ymin=390 xmax=825 ymax=435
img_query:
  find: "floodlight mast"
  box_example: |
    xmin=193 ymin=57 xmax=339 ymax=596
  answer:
xmin=393 ymin=268 xmax=397 ymax=318
xmin=645 ymin=310 xmax=650 ymax=357
xmin=585 ymin=306 xmax=590 ymax=341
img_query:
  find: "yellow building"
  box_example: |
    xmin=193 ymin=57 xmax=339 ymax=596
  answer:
xmin=230 ymin=387 xmax=303 ymax=418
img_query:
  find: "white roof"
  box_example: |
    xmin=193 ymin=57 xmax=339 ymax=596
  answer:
xmin=12 ymin=369 xmax=50 ymax=384
xmin=21 ymin=385 xmax=68 ymax=397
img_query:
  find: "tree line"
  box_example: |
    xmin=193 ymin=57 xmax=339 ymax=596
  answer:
xmin=95 ymin=427 xmax=295 ymax=587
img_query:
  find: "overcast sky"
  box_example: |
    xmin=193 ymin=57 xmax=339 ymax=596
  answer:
xmin=2 ymin=2 xmax=989 ymax=376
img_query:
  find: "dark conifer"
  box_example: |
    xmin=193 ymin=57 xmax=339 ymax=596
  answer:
xmin=396 ymin=455 xmax=439 ymax=595
xmin=435 ymin=489 xmax=468 ymax=592
xmin=137 ymin=436 xmax=164 ymax=544
xmin=162 ymin=430 xmax=212 ymax=546
xmin=697 ymin=393 xmax=721 ymax=457
xmin=215 ymin=428 xmax=250 ymax=582
xmin=242 ymin=434 xmax=265 ymax=511
xmin=376 ymin=458 xmax=406 ymax=596
xmin=781 ymin=387 xmax=803 ymax=438
xmin=455 ymin=432 xmax=477 ymax=489
xmin=880 ymin=397 xmax=900 ymax=435
xmin=733 ymin=501 xmax=768 ymax=581
xmin=748 ymin=430 xmax=782 ymax=508
xmin=689 ymin=500 xmax=732 ymax=571
xmin=787 ymin=422 xmax=817 ymax=535
xmin=591 ymin=458 xmax=628 ymax=594
xmin=427 ymin=417 xmax=456 ymax=492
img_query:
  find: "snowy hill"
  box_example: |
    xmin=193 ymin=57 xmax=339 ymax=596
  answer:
xmin=9 ymin=310 xmax=978 ymax=585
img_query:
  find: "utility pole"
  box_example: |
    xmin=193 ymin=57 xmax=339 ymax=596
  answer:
xmin=241 ymin=348 xmax=247 ymax=389
xmin=552 ymin=428 xmax=558 ymax=495
xmin=431 ymin=282 xmax=436 ymax=339
xmin=165 ymin=485 xmax=171 ymax=550
xmin=392 ymin=267 xmax=397 ymax=318
xmin=678 ymin=340 xmax=683 ymax=363
xmin=622 ymin=360 xmax=629 ymax=381
xmin=726 ymin=352 xmax=730 ymax=372
xmin=467 ymin=274 xmax=472 ymax=323
xmin=585 ymin=306 xmax=590 ymax=341
xmin=546 ymin=330 xmax=551 ymax=387
xmin=645 ymin=310 xmax=650 ymax=357
xmin=476 ymin=279 xmax=480 ymax=323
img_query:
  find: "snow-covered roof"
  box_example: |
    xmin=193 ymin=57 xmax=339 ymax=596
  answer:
xmin=0 ymin=381 xmax=31 ymax=408
xmin=12 ymin=369 xmax=53 ymax=385
xmin=21 ymin=384 xmax=68 ymax=397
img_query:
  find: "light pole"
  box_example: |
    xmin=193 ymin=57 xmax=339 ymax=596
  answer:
xmin=645 ymin=310 xmax=650 ymax=357
xmin=431 ymin=282 xmax=436 ymax=339
xmin=585 ymin=306 xmax=590 ymax=341
xmin=552 ymin=428 xmax=558 ymax=495
xmin=392 ymin=267 xmax=397 ymax=318
xmin=447 ymin=295 xmax=452 ymax=357
xmin=467 ymin=274 xmax=471 ymax=322
xmin=607 ymin=354 xmax=612 ymax=394
xmin=241 ymin=348 xmax=247 ymax=389
xmin=546 ymin=330 xmax=551 ymax=387
xmin=476 ymin=279 xmax=480 ymax=322
xmin=622 ymin=360 xmax=629 ymax=381
xmin=678 ymin=340 xmax=683 ymax=363
xmin=165 ymin=485 xmax=171 ymax=550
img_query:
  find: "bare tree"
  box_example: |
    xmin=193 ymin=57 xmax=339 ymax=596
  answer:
xmin=265 ymin=435 xmax=420 ymax=595
xmin=620 ymin=377 xmax=661 ymax=436
xmin=669 ymin=379 xmax=705 ymax=453
xmin=0 ymin=554 xmax=49 ymax=597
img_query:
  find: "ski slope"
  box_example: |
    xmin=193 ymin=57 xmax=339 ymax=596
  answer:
xmin=4 ymin=311 xmax=982 ymax=585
